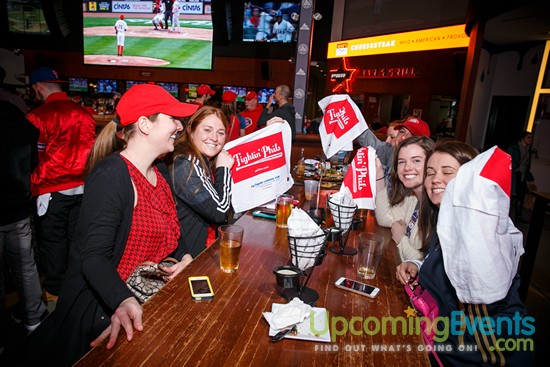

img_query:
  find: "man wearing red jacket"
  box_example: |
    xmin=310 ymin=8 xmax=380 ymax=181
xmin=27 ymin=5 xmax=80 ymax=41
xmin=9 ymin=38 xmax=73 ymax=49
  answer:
xmin=240 ymin=91 xmax=264 ymax=134
xmin=27 ymin=67 xmax=96 ymax=304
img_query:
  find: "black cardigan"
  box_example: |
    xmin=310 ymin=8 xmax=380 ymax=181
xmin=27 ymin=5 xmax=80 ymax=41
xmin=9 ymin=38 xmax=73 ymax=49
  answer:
xmin=29 ymin=153 xmax=181 ymax=366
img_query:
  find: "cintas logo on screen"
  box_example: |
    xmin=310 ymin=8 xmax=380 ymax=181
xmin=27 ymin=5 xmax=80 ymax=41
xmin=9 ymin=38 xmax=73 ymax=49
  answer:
xmin=113 ymin=3 xmax=130 ymax=10
xmin=228 ymin=133 xmax=287 ymax=183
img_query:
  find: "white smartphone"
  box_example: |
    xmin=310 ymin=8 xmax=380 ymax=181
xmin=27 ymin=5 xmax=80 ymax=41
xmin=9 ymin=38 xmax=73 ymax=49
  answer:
xmin=188 ymin=276 xmax=214 ymax=301
xmin=334 ymin=277 xmax=380 ymax=298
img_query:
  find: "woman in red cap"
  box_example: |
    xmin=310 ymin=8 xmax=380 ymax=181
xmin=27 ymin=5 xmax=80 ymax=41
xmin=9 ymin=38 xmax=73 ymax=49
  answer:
xmin=221 ymin=90 xmax=246 ymax=142
xmin=168 ymin=106 xmax=234 ymax=259
xmin=27 ymin=84 xmax=199 ymax=366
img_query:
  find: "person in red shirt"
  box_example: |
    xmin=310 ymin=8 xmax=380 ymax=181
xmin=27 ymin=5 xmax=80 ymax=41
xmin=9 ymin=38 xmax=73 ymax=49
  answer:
xmin=221 ymin=90 xmax=246 ymax=142
xmin=26 ymin=67 xmax=96 ymax=303
xmin=240 ymin=91 xmax=264 ymax=134
xmin=193 ymin=84 xmax=215 ymax=107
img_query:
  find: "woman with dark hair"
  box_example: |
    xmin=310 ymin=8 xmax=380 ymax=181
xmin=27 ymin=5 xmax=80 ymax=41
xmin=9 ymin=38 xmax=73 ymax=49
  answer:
xmin=28 ymin=84 xmax=198 ymax=366
xmin=374 ymin=136 xmax=435 ymax=261
xmin=169 ymin=106 xmax=234 ymax=259
xmin=396 ymin=140 xmax=533 ymax=366
xmin=221 ymin=90 xmax=246 ymax=142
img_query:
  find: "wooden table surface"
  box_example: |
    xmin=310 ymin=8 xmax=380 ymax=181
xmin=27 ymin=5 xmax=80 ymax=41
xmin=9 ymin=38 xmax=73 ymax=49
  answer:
xmin=76 ymin=187 xmax=430 ymax=366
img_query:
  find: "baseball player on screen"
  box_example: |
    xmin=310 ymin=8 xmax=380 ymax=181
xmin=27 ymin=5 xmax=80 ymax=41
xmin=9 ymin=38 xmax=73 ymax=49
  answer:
xmin=152 ymin=1 xmax=165 ymax=30
xmin=171 ymin=0 xmax=181 ymax=33
xmin=114 ymin=14 xmax=128 ymax=56
xmin=271 ymin=12 xmax=295 ymax=42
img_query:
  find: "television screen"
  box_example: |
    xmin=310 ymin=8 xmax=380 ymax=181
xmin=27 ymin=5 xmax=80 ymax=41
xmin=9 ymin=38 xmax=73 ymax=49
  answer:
xmin=82 ymin=1 xmax=213 ymax=70
xmin=158 ymin=82 xmax=179 ymax=97
xmin=257 ymin=88 xmax=275 ymax=104
xmin=187 ymin=83 xmax=199 ymax=99
xmin=223 ymin=86 xmax=247 ymax=102
xmin=7 ymin=0 xmax=50 ymax=35
xmin=96 ymin=79 xmax=117 ymax=94
xmin=243 ymin=2 xmax=300 ymax=43
xmin=126 ymin=80 xmax=147 ymax=91
xmin=69 ymin=78 xmax=89 ymax=92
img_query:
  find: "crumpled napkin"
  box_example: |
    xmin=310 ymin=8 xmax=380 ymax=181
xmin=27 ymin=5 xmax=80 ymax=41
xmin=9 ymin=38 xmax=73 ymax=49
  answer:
xmin=36 ymin=193 xmax=51 ymax=217
xmin=287 ymin=208 xmax=326 ymax=270
xmin=328 ymin=187 xmax=356 ymax=230
xmin=263 ymin=297 xmax=313 ymax=330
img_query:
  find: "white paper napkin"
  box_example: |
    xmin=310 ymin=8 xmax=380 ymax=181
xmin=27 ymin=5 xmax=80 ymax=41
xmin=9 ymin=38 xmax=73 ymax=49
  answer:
xmin=328 ymin=187 xmax=356 ymax=230
xmin=287 ymin=208 xmax=326 ymax=270
xmin=263 ymin=297 xmax=313 ymax=330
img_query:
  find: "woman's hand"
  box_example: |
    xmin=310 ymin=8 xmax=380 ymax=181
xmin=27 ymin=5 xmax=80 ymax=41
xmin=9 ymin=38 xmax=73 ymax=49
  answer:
xmin=266 ymin=116 xmax=285 ymax=126
xmin=159 ymin=254 xmax=193 ymax=281
xmin=215 ymin=150 xmax=234 ymax=169
xmin=90 ymin=297 xmax=143 ymax=349
xmin=391 ymin=220 xmax=406 ymax=244
xmin=396 ymin=262 xmax=419 ymax=285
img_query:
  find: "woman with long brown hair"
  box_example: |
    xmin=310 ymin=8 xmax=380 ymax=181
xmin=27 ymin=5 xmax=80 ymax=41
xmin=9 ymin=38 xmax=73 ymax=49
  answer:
xmin=169 ymin=106 xmax=234 ymax=259
xmin=374 ymin=136 xmax=435 ymax=261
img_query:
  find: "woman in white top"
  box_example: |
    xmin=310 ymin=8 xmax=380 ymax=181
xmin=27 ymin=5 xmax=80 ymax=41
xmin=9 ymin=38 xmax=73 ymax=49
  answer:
xmin=374 ymin=136 xmax=434 ymax=261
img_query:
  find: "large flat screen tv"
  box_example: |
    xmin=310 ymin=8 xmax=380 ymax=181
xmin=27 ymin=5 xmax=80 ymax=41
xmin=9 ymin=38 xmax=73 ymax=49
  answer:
xmin=82 ymin=1 xmax=213 ymax=70
xmin=243 ymin=2 xmax=300 ymax=43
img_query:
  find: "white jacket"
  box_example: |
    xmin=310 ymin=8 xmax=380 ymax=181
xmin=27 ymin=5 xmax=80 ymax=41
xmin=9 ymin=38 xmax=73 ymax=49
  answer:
xmin=437 ymin=146 xmax=524 ymax=304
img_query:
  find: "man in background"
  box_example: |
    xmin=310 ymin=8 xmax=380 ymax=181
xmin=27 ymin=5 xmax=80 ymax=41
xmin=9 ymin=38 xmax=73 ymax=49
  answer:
xmin=240 ymin=91 xmax=263 ymax=134
xmin=257 ymin=84 xmax=296 ymax=140
xmin=0 ymin=99 xmax=47 ymax=351
xmin=193 ymin=84 xmax=215 ymax=107
xmin=26 ymin=67 xmax=96 ymax=307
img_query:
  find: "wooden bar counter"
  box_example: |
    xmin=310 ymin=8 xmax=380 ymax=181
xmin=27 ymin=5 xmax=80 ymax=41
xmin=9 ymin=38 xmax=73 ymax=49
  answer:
xmin=76 ymin=187 xmax=429 ymax=366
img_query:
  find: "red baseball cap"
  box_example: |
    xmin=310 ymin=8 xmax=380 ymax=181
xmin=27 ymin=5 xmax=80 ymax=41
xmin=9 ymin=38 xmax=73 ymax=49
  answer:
xmin=222 ymin=90 xmax=238 ymax=104
xmin=245 ymin=91 xmax=258 ymax=100
xmin=196 ymin=84 xmax=215 ymax=96
xmin=394 ymin=117 xmax=431 ymax=137
xmin=116 ymin=84 xmax=199 ymax=126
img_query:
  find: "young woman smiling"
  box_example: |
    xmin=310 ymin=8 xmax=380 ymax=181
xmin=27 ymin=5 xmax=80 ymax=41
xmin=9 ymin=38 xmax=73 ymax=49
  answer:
xmin=374 ymin=136 xmax=434 ymax=261
xmin=169 ymin=106 xmax=234 ymax=259
xmin=396 ymin=140 xmax=533 ymax=366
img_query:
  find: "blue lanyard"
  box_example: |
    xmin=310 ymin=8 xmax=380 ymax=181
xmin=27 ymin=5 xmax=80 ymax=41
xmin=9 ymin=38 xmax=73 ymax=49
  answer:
xmin=406 ymin=209 xmax=418 ymax=238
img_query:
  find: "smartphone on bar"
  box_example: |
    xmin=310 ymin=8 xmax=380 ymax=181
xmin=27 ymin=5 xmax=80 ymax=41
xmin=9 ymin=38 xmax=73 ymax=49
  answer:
xmin=188 ymin=276 xmax=214 ymax=301
xmin=334 ymin=277 xmax=380 ymax=298
xmin=252 ymin=210 xmax=276 ymax=220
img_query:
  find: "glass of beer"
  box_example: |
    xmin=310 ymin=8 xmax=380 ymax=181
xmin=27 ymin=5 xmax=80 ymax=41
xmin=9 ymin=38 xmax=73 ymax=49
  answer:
xmin=218 ymin=225 xmax=244 ymax=273
xmin=357 ymin=232 xmax=385 ymax=279
xmin=275 ymin=194 xmax=293 ymax=228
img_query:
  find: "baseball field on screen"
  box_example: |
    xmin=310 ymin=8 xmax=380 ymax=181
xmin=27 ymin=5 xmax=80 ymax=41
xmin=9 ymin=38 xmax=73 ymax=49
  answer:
xmin=83 ymin=14 xmax=213 ymax=69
